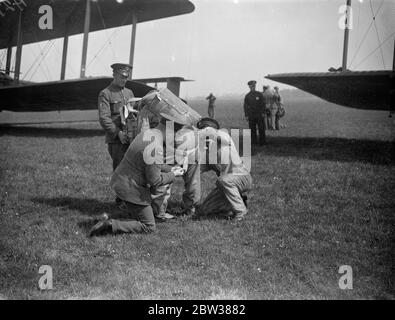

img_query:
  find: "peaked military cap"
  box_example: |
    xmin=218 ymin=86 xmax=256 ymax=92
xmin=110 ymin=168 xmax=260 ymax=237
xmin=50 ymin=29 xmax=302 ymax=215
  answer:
xmin=247 ymin=80 xmax=256 ymax=86
xmin=197 ymin=117 xmax=220 ymax=130
xmin=111 ymin=63 xmax=133 ymax=77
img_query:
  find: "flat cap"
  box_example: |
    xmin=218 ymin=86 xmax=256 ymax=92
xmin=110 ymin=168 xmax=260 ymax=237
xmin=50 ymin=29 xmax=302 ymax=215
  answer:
xmin=247 ymin=80 xmax=256 ymax=86
xmin=197 ymin=117 xmax=220 ymax=130
xmin=111 ymin=63 xmax=133 ymax=77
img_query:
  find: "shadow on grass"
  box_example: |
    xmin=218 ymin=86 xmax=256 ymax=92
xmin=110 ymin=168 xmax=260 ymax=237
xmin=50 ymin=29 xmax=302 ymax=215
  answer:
xmin=255 ymin=136 xmax=395 ymax=165
xmin=0 ymin=125 xmax=104 ymax=138
xmin=32 ymin=197 xmax=115 ymax=217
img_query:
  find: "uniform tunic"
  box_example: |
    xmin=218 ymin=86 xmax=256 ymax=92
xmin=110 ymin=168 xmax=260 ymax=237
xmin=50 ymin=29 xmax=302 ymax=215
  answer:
xmin=243 ymin=90 xmax=266 ymax=145
xmin=98 ymin=82 xmax=134 ymax=170
xmin=109 ymin=131 xmax=176 ymax=233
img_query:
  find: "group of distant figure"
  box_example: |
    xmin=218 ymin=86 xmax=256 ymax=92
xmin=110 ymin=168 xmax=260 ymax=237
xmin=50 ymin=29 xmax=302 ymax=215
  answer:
xmin=205 ymin=81 xmax=286 ymax=146
xmin=243 ymin=80 xmax=286 ymax=145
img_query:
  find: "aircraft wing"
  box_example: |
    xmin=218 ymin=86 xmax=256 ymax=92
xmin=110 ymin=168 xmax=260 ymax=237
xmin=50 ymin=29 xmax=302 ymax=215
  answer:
xmin=0 ymin=77 xmax=154 ymax=112
xmin=265 ymin=70 xmax=394 ymax=111
xmin=0 ymin=0 xmax=195 ymax=49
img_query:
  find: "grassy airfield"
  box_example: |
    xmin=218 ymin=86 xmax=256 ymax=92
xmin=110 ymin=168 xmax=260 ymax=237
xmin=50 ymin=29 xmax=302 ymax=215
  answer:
xmin=0 ymin=95 xmax=394 ymax=299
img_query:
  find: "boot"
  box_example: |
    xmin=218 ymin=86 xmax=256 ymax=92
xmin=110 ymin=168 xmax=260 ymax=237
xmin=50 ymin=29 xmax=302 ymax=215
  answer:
xmin=89 ymin=220 xmax=112 ymax=237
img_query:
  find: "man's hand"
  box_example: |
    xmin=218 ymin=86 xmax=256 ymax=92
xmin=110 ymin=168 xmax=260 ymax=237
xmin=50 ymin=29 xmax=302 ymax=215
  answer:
xmin=171 ymin=166 xmax=185 ymax=177
xmin=118 ymin=131 xmax=128 ymax=144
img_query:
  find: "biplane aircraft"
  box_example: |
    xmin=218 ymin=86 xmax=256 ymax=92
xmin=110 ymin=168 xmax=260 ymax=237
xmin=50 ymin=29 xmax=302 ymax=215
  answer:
xmin=265 ymin=0 xmax=394 ymax=112
xmin=0 ymin=0 xmax=195 ymax=112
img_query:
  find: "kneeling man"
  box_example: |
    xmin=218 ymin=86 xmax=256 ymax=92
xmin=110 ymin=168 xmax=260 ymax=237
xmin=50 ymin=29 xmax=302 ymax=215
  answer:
xmin=196 ymin=119 xmax=252 ymax=221
xmin=89 ymin=118 xmax=185 ymax=236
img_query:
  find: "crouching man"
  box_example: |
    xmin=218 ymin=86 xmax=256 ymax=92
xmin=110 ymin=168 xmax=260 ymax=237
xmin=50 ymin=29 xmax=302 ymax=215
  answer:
xmin=89 ymin=118 xmax=185 ymax=236
xmin=195 ymin=118 xmax=252 ymax=221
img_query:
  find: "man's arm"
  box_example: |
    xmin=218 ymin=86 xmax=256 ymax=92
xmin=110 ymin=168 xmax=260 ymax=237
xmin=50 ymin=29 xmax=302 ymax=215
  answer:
xmin=98 ymin=91 xmax=121 ymax=140
xmin=145 ymin=164 xmax=176 ymax=188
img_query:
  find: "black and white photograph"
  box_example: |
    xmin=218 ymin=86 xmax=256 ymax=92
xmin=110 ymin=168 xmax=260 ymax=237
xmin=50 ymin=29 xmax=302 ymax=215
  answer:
xmin=0 ymin=0 xmax=394 ymax=303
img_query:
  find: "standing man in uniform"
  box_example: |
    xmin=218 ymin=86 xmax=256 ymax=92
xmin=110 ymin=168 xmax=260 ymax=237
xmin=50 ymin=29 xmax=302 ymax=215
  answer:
xmin=98 ymin=63 xmax=134 ymax=204
xmin=206 ymin=93 xmax=216 ymax=118
xmin=244 ymin=80 xmax=266 ymax=145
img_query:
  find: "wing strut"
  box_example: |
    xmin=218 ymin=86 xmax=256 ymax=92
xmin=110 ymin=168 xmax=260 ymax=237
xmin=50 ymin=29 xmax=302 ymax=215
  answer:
xmin=14 ymin=10 xmax=23 ymax=83
xmin=393 ymin=38 xmax=395 ymax=72
xmin=80 ymin=0 xmax=91 ymax=78
xmin=342 ymin=0 xmax=352 ymax=71
xmin=61 ymin=34 xmax=69 ymax=80
xmin=5 ymin=46 xmax=12 ymax=75
xmin=129 ymin=12 xmax=138 ymax=78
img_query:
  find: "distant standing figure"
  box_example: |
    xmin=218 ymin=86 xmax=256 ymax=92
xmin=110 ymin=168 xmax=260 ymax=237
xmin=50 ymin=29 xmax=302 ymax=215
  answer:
xmin=206 ymin=93 xmax=216 ymax=118
xmin=273 ymin=86 xmax=284 ymax=130
xmin=244 ymin=80 xmax=266 ymax=145
xmin=262 ymin=85 xmax=275 ymax=130
xmin=262 ymin=85 xmax=271 ymax=130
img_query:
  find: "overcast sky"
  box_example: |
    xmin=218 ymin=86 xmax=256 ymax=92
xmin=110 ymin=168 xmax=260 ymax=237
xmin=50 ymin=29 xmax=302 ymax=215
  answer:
xmin=1 ymin=0 xmax=394 ymax=98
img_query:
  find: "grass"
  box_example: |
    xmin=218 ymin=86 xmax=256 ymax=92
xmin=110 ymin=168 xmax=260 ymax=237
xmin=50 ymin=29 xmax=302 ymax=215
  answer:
xmin=0 ymin=96 xmax=394 ymax=299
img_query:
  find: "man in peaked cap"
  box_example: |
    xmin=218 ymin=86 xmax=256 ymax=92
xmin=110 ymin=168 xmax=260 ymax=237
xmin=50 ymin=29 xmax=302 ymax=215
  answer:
xmin=244 ymin=80 xmax=266 ymax=145
xmin=98 ymin=63 xmax=135 ymax=205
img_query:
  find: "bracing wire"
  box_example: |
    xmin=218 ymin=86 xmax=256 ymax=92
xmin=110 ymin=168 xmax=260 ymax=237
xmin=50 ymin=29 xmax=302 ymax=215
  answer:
xmin=349 ymin=0 xmax=385 ymax=68
xmin=0 ymin=50 xmax=6 ymax=70
xmin=23 ymin=43 xmax=46 ymax=80
xmin=369 ymin=0 xmax=386 ymax=69
xmin=23 ymin=41 xmax=52 ymax=80
xmin=23 ymin=31 xmax=54 ymax=80
xmin=0 ymin=49 xmax=10 ymax=71
xmin=354 ymin=31 xmax=395 ymax=69
xmin=87 ymin=12 xmax=131 ymax=69
xmin=27 ymin=41 xmax=55 ymax=81
xmin=37 ymin=42 xmax=53 ymax=80
xmin=353 ymin=0 xmax=362 ymax=54
xmin=95 ymin=0 xmax=117 ymax=61
xmin=52 ymin=41 xmax=77 ymax=77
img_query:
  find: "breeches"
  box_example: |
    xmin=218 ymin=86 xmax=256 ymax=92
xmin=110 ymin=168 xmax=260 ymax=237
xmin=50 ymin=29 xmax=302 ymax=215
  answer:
xmin=182 ymin=162 xmax=203 ymax=211
xmin=248 ymin=117 xmax=265 ymax=144
xmin=110 ymin=201 xmax=156 ymax=234
xmin=198 ymin=173 xmax=252 ymax=216
xmin=151 ymin=184 xmax=172 ymax=216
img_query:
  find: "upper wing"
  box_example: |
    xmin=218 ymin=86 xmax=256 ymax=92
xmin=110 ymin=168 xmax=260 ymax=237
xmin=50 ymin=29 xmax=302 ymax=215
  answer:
xmin=0 ymin=0 xmax=195 ymax=50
